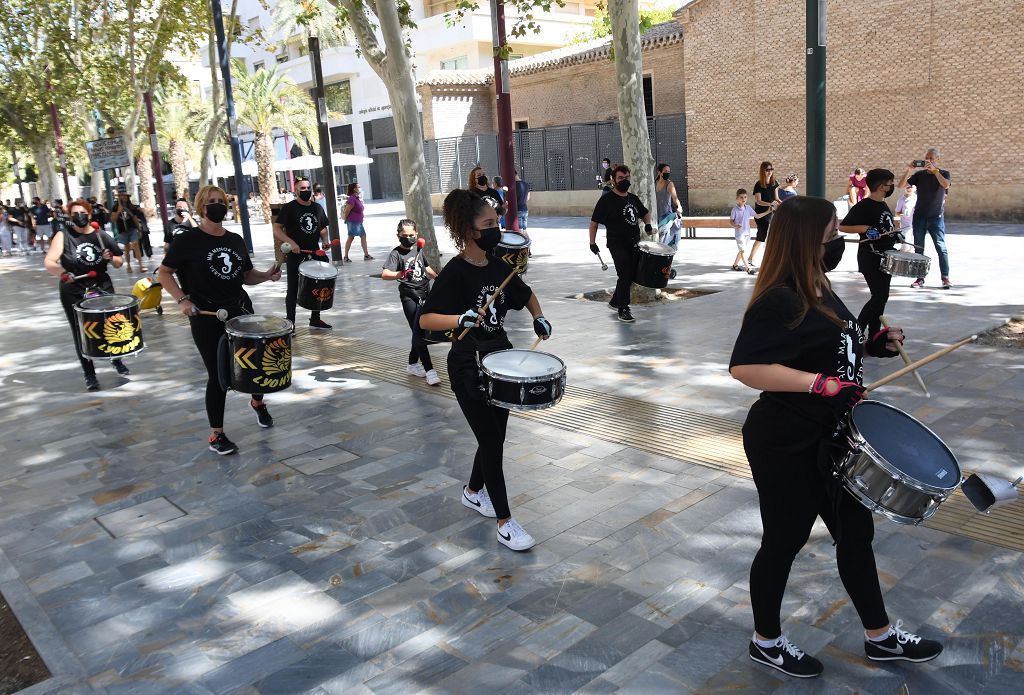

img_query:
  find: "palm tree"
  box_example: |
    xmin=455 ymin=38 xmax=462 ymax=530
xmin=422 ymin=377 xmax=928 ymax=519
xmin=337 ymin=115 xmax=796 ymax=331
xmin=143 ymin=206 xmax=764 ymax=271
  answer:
xmin=270 ymin=0 xmax=350 ymax=48
xmin=156 ymin=90 xmax=205 ymax=200
xmin=232 ymin=60 xmax=319 ymax=222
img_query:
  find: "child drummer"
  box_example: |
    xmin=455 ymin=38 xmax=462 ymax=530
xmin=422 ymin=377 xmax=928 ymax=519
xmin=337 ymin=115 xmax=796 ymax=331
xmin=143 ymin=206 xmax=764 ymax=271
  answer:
xmin=419 ymin=189 xmax=552 ymax=552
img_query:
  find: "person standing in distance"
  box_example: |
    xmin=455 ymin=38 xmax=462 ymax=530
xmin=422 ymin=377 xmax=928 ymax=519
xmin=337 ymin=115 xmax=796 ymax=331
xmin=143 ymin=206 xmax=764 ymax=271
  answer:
xmin=342 ymin=182 xmax=373 ymax=262
xmin=597 ymin=158 xmax=613 ymax=194
xmin=898 ymin=148 xmax=952 ymax=289
xmin=273 ymin=178 xmax=332 ymax=330
xmin=748 ymin=161 xmax=781 ymax=267
xmin=588 ymin=165 xmax=653 ymax=323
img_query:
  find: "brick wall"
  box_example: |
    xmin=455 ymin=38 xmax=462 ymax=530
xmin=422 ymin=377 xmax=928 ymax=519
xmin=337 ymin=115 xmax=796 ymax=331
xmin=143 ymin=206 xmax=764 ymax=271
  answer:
xmin=419 ymin=84 xmax=497 ymax=140
xmin=680 ymin=0 xmax=1024 ymax=218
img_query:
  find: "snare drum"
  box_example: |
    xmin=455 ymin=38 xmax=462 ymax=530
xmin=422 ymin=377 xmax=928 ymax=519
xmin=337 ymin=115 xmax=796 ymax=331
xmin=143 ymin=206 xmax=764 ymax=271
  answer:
xmin=297 ymin=260 xmax=338 ymax=311
xmin=494 ymin=231 xmax=531 ymax=275
xmin=423 ymin=328 xmax=455 ymax=344
xmin=75 ymin=295 xmax=144 ymax=360
xmin=836 ymin=400 xmax=961 ymax=525
xmin=634 ymin=240 xmax=675 ymax=289
xmin=880 ymin=250 xmax=930 ymax=278
xmin=480 ymin=349 xmax=566 ymax=411
xmin=220 ymin=315 xmax=294 ymax=393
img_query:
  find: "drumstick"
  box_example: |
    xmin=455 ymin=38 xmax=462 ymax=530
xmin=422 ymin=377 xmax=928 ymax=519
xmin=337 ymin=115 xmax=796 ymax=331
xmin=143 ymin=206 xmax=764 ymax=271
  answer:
xmin=193 ymin=308 xmax=229 ymax=321
xmin=866 ymin=335 xmax=977 ymax=393
xmin=456 ymin=265 xmax=519 ymax=340
xmin=516 ymin=335 xmax=544 ymax=365
xmin=879 ymin=316 xmax=929 ymax=397
xmin=596 ymin=251 xmax=608 ymax=271
xmin=858 ymin=230 xmax=903 ymax=244
xmin=66 ymin=270 xmax=98 ymax=282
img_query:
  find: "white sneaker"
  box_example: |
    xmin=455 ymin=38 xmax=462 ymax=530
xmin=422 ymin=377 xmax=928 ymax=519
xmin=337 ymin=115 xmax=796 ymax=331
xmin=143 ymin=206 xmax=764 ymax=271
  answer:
xmin=425 ymin=369 xmax=441 ymax=386
xmin=461 ymin=485 xmax=496 ymax=518
xmin=497 ymin=518 xmax=535 ymax=551
xmin=406 ymin=363 xmax=426 ymax=378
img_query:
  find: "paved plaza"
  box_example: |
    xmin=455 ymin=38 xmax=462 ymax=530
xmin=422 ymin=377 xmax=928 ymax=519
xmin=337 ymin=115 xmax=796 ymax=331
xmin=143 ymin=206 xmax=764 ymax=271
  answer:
xmin=1 ymin=201 xmax=1022 ymax=694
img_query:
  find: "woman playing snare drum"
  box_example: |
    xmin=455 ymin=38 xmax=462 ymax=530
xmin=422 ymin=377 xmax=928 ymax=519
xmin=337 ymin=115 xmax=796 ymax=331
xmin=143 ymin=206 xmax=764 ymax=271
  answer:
xmin=419 ymin=189 xmax=551 ymax=552
xmin=44 ymin=199 xmax=127 ymax=391
xmin=728 ymin=196 xmax=941 ymax=679
xmin=157 ymin=185 xmax=281 ymax=456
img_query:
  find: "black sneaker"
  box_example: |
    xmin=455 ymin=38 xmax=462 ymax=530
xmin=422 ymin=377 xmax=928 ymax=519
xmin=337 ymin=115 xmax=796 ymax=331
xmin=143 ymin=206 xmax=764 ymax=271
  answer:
xmin=251 ymin=401 xmax=274 ymax=428
xmin=749 ymin=636 xmax=823 ymax=678
xmin=208 ymin=432 xmax=239 ymax=456
xmin=85 ymin=374 xmax=100 ymax=392
xmin=617 ymin=307 xmax=635 ymax=323
xmin=864 ymin=620 xmax=943 ymax=663
xmin=112 ymin=359 xmax=130 ymax=375
xmin=309 ymin=319 xmax=333 ymax=330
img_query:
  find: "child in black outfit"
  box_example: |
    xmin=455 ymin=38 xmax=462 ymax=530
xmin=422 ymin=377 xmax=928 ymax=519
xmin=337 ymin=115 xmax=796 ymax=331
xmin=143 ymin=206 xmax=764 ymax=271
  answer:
xmin=729 ymin=195 xmax=942 ymax=679
xmin=420 ymin=189 xmax=552 ymax=551
xmin=381 ymin=219 xmax=439 ymax=385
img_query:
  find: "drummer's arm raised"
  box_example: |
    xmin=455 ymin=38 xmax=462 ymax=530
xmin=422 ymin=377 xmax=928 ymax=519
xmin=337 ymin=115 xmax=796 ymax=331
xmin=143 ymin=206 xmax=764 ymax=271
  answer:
xmin=244 ymin=266 xmax=281 ymax=285
xmin=730 ymin=363 xmax=817 ymax=393
xmin=838 ymin=222 xmax=871 ymax=236
xmin=419 ymin=312 xmax=459 ymax=331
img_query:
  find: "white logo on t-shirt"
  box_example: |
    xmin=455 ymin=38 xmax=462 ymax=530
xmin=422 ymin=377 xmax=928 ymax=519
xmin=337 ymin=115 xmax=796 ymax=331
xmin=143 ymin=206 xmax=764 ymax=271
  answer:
xmin=206 ymin=247 xmax=244 ymax=280
xmin=623 ymin=204 xmax=638 ymax=226
xmin=76 ymin=243 xmax=100 ymax=265
xmin=299 ymin=212 xmax=318 ymax=233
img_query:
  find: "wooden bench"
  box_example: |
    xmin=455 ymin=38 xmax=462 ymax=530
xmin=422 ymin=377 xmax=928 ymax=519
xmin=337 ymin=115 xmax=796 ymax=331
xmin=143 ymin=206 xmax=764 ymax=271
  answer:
xmin=679 ymin=216 xmax=756 ymax=239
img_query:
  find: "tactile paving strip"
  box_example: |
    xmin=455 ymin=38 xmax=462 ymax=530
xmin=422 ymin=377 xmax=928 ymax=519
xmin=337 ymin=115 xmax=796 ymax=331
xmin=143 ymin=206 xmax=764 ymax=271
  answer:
xmin=167 ymin=313 xmax=1024 ymax=552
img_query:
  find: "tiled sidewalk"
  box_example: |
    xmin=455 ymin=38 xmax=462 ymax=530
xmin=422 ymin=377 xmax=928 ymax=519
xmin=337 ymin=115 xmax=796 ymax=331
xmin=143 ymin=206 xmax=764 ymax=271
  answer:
xmin=0 ymin=210 xmax=1021 ymax=694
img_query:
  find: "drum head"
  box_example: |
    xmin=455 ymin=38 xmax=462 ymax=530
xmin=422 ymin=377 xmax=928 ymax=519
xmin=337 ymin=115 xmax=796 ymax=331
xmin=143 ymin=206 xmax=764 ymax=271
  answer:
xmin=498 ymin=231 xmax=529 ymax=249
xmin=637 ymin=240 xmax=675 ymax=256
xmin=851 ymin=401 xmax=960 ymax=489
xmin=482 ymin=350 xmax=564 ymax=380
xmin=298 ymin=260 xmax=339 ymax=279
xmin=885 ymin=250 xmax=926 ymax=261
xmin=78 ymin=295 xmax=138 ymax=311
xmin=225 ymin=315 xmax=293 ymax=338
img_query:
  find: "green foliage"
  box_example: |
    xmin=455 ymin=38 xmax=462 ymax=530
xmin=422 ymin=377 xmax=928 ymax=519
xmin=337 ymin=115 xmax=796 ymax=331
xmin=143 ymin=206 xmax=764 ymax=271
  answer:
xmin=569 ymin=2 xmax=675 ymax=45
xmin=231 ymin=60 xmax=319 ymax=145
xmin=270 ymin=0 xmax=351 ymax=49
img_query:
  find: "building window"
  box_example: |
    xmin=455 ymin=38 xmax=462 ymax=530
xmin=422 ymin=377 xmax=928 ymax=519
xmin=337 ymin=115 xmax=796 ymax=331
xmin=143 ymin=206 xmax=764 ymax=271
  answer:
xmin=440 ymin=55 xmax=469 ymax=71
xmin=276 ymin=54 xmax=288 ymax=64
xmin=643 ymin=75 xmax=653 ymax=119
xmin=514 ymin=120 xmax=529 ymax=130
xmin=324 ymin=80 xmax=353 ymax=115
xmin=253 ymin=61 xmax=265 ymax=72
xmin=508 ymin=53 xmax=524 ymax=61
xmin=248 ymin=17 xmax=260 ymax=30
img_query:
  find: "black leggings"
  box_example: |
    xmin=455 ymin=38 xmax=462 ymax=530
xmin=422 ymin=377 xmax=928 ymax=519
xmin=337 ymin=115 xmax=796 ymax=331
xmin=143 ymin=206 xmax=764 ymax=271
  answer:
xmin=743 ymin=400 xmax=889 ymax=638
xmin=285 ymin=253 xmax=321 ymax=324
xmin=858 ymin=261 xmax=891 ymax=338
xmin=754 ymin=213 xmax=772 ymax=242
xmin=448 ymin=348 xmax=511 ymax=519
xmin=60 ymin=292 xmax=96 ymax=377
xmin=400 ymin=296 xmax=433 ymax=371
xmin=189 ymin=311 xmax=262 ymax=429
xmin=607 ymin=241 xmax=637 ymax=309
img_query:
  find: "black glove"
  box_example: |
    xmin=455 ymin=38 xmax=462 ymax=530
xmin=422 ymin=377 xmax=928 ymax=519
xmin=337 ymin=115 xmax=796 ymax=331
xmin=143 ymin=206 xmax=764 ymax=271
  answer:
xmin=589 ymin=243 xmax=600 ymax=255
xmin=457 ymin=309 xmax=480 ymax=330
xmin=809 ymin=373 xmax=866 ymax=421
xmin=533 ymin=315 xmax=552 ymax=338
xmin=866 ymin=327 xmax=901 ymax=358
xmin=644 ymin=223 xmax=653 ymax=234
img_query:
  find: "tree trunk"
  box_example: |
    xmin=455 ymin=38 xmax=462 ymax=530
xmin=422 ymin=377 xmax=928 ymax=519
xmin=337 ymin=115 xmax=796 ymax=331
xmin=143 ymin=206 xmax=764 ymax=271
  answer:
xmin=136 ymin=148 xmax=156 ymax=217
xmin=79 ymin=105 xmax=106 ymax=200
xmin=30 ymin=140 xmax=59 ymax=203
xmin=169 ymin=139 xmax=189 ymax=200
xmin=340 ymin=0 xmax=441 ymax=270
xmin=254 ymin=132 xmax=276 ymax=223
xmin=608 ymin=0 xmax=657 ymax=303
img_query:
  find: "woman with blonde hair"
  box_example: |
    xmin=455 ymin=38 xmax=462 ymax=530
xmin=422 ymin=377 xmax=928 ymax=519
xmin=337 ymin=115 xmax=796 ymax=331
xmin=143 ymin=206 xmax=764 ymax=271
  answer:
xmin=157 ymin=185 xmax=282 ymax=455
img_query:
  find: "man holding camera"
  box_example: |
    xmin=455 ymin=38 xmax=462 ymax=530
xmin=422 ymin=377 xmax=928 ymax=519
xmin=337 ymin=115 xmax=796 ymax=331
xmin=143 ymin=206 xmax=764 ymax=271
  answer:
xmin=898 ymin=148 xmax=951 ymax=289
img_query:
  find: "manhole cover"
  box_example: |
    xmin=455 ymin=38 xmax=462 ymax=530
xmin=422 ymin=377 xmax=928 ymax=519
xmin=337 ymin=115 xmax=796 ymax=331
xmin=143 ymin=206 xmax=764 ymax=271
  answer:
xmin=95 ymin=497 xmax=186 ymax=538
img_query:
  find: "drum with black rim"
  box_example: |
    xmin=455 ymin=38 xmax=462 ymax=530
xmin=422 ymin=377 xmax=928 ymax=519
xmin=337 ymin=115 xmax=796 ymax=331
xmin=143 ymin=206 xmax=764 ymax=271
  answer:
xmin=218 ymin=315 xmax=294 ymax=393
xmin=634 ymin=240 xmax=675 ymax=289
xmin=480 ymin=349 xmax=566 ymax=411
xmin=297 ymin=260 xmax=339 ymax=311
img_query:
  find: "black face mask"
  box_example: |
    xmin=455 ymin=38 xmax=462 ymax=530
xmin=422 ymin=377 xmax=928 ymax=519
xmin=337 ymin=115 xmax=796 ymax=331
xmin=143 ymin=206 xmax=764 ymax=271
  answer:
xmin=477 ymin=175 xmax=488 ymax=186
xmin=298 ymin=190 xmax=313 ymax=201
xmin=205 ymin=203 xmax=228 ymax=223
xmin=615 ymin=179 xmax=631 ymax=193
xmin=70 ymin=212 xmax=90 ymax=228
xmin=175 ymin=209 xmax=188 ymax=217
xmin=475 ymin=226 xmax=501 ymax=251
xmin=884 ymin=184 xmax=895 ymax=198
xmin=822 ymin=236 xmax=845 ymax=271
xmin=399 ymin=236 xmax=416 ymax=248
xmin=661 ymin=172 xmax=671 ymax=180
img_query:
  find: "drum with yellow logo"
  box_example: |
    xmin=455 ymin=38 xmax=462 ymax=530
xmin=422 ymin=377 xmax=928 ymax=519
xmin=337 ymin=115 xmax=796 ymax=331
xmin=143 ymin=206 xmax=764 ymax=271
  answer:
xmin=219 ymin=315 xmax=293 ymax=394
xmin=494 ymin=231 xmax=530 ymax=275
xmin=74 ymin=295 xmax=145 ymax=360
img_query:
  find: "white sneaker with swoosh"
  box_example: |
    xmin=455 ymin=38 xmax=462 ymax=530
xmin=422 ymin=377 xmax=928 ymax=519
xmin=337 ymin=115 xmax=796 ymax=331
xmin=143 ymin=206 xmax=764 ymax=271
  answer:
xmin=748 ymin=635 xmax=823 ymax=678
xmin=497 ymin=518 xmax=535 ymax=551
xmin=461 ymin=485 xmax=496 ymax=518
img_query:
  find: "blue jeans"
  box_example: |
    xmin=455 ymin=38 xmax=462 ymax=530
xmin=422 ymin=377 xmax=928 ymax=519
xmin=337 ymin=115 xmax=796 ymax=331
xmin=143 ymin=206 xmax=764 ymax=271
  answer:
xmin=912 ymin=214 xmax=949 ymax=278
xmin=517 ymin=211 xmax=528 ymax=231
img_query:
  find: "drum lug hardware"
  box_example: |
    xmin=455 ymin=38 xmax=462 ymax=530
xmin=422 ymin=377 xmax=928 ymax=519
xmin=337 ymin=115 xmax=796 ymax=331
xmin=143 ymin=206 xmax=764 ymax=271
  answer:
xmin=880 ymin=484 xmax=897 ymax=503
xmin=852 ymin=476 xmax=870 ymax=491
xmin=519 ymin=384 xmax=526 ymax=403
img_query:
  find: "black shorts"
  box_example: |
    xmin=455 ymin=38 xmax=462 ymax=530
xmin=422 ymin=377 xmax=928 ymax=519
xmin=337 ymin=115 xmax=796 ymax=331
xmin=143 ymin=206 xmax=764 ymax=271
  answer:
xmin=755 ymin=213 xmax=772 ymax=242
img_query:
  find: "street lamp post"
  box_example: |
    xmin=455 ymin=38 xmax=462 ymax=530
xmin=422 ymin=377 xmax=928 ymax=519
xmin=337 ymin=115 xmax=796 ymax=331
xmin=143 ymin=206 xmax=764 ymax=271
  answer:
xmin=806 ymin=0 xmax=827 ymax=198
xmin=309 ymin=35 xmax=342 ymax=262
xmin=490 ymin=0 xmax=518 ymax=230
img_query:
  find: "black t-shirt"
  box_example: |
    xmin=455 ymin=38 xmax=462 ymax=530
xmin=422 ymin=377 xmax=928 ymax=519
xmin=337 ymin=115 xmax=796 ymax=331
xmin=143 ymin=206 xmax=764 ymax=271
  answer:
xmin=907 ymin=169 xmax=951 ymax=218
xmin=730 ymin=286 xmax=864 ymax=426
xmin=842 ymin=198 xmax=896 ymax=269
xmin=752 ymin=181 xmax=779 ymax=213
xmin=591 ymin=191 xmax=649 ymax=246
xmin=59 ymin=229 xmax=122 ymax=295
xmin=384 ymin=245 xmax=432 ymax=300
xmin=421 ymin=256 xmax=532 ymax=349
xmin=476 ymin=188 xmax=504 ymax=215
xmin=162 ymin=227 xmax=254 ymax=310
xmin=112 ymin=201 xmax=144 ymax=233
xmin=275 ymin=200 xmax=328 ymax=250
xmin=165 ymin=215 xmax=197 ymax=244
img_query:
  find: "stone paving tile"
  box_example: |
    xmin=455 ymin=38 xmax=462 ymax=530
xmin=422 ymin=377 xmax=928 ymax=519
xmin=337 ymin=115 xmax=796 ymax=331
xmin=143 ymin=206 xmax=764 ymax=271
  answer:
xmin=0 ymin=212 xmax=1022 ymax=692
